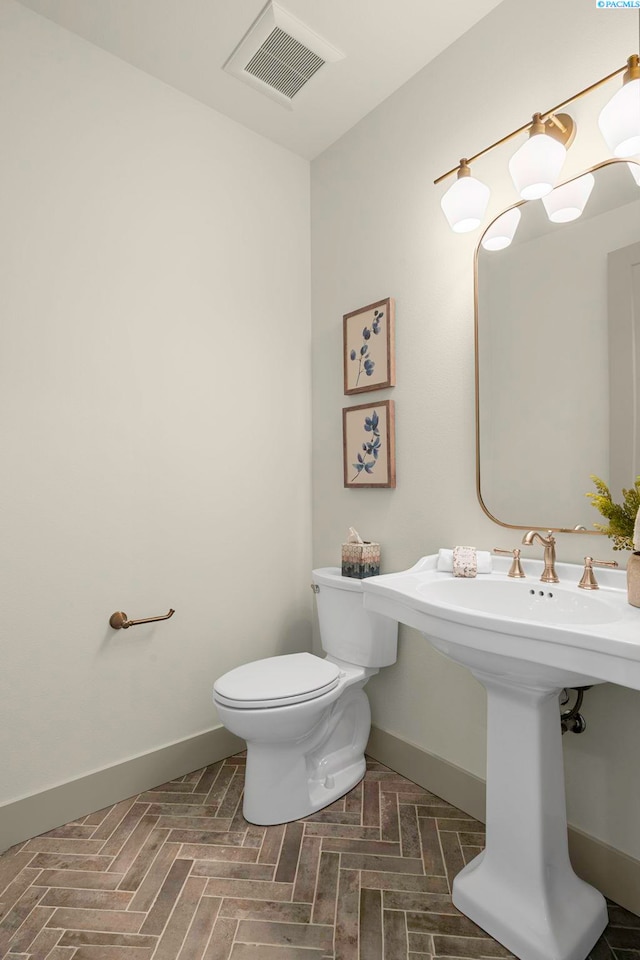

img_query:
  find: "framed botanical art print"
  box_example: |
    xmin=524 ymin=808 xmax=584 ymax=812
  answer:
xmin=343 ymin=399 xmax=396 ymax=488
xmin=343 ymin=297 xmax=395 ymax=395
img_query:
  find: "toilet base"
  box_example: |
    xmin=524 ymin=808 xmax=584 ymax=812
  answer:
xmin=243 ymin=754 xmax=366 ymax=825
xmin=308 ymin=756 xmax=366 ymax=813
xmin=241 ymin=686 xmax=372 ymax=825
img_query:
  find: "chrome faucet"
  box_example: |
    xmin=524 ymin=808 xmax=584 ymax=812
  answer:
xmin=522 ymin=530 xmax=559 ymax=583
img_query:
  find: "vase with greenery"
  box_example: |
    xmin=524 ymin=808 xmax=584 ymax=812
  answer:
xmin=586 ymin=475 xmax=640 ymax=605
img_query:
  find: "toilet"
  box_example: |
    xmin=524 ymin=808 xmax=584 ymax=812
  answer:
xmin=213 ymin=567 xmax=398 ymax=825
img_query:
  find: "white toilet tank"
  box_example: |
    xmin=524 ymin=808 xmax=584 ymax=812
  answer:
xmin=312 ymin=567 xmax=398 ymax=667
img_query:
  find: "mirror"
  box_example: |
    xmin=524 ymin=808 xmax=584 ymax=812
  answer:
xmin=476 ymin=159 xmax=640 ymax=532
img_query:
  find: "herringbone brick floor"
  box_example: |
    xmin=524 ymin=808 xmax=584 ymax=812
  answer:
xmin=0 ymin=755 xmax=638 ymax=960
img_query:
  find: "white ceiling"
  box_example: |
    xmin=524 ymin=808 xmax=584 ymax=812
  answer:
xmin=16 ymin=0 xmax=506 ymax=159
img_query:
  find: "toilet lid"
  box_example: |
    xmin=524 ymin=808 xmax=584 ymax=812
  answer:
xmin=213 ymin=652 xmax=341 ymax=709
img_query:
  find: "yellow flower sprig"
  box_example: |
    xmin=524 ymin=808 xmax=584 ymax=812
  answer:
xmin=585 ymin=475 xmax=640 ymax=551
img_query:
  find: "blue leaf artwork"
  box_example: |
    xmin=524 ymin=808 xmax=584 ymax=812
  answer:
xmin=350 ymin=308 xmax=384 ymax=387
xmin=344 ymin=399 xmax=395 ymax=489
xmin=344 ymin=299 xmax=395 ymax=398
xmin=352 ymin=409 xmax=381 ymax=482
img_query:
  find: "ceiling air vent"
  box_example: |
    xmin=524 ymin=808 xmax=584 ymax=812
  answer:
xmin=224 ymin=2 xmax=344 ymax=109
xmin=244 ymin=27 xmax=324 ymax=100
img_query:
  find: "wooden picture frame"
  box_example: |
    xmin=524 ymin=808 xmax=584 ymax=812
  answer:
xmin=343 ymin=400 xmax=396 ymax=489
xmin=343 ymin=297 xmax=395 ymax=395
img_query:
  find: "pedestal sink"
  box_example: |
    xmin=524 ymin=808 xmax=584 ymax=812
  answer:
xmin=362 ymin=555 xmax=640 ymax=960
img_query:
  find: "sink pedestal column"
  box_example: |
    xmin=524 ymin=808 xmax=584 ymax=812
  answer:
xmin=453 ymin=671 xmax=607 ymax=960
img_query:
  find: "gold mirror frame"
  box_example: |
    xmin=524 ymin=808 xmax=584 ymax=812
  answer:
xmin=474 ymin=158 xmax=640 ymax=534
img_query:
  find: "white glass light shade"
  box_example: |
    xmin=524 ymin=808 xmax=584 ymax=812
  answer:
xmin=598 ymin=79 xmax=640 ymax=157
xmin=541 ymin=173 xmax=595 ymax=223
xmin=627 ymin=161 xmax=640 ymax=186
xmin=481 ymin=208 xmax=521 ymax=251
xmin=508 ymin=133 xmax=567 ymax=200
xmin=440 ymin=175 xmax=490 ymax=233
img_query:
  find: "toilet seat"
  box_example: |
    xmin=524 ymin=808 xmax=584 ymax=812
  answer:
xmin=213 ymin=652 xmax=341 ymax=709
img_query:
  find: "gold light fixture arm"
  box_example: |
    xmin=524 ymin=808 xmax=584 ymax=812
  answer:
xmin=543 ymin=54 xmax=639 ymax=120
xmin=434 ymin=55 xmax=637 ymax=185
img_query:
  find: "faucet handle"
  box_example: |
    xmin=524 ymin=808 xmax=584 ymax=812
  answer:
xmin=578 ymin=556 xmax=619 ymax=590
xmin=494 ymin=547 xmax=526 ymax=579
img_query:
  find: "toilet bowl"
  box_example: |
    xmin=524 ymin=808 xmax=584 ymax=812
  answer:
xmin=213 ymin=567 xmax=398 ymax=825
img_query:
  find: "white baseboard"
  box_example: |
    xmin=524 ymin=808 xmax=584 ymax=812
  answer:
xmin=366 ymin=724 xmax=640 ymax=917
xmin=0 ymin=726 xmax=244 ymax=854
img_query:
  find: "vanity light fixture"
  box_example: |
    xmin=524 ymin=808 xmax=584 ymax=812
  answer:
xmin=541 ymin=172 xmax=595 ymax=223
xmin=435 ymin=53 xmax=639 ymax=234
xmin=480 ymin=207 xmax=521 ymax=251
xmin=598 ymin=54 xmax=640 ymax=157
xmin=508 ymin=113 xmax=575 ymax=199
xmin=440 ymin=160 xmax=490 ymax=233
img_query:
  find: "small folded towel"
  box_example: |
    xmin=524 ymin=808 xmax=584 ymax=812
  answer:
xmin=437 ymin=548 xmax=492 ymax=575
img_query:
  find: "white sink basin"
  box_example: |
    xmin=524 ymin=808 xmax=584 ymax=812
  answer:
xmin=413 ymin=576 xmax=621 ymax=625
xmin=363 ymin=555 xmax=640 ymax=689
xmin=362 ymin=554 xmax=640 ymax=960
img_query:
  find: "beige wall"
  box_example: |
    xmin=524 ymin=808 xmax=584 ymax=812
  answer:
xmin=0 ymin=1 xmax=312 ymax=805
xmin=311 ymin=0 xmax=640 ymax=858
